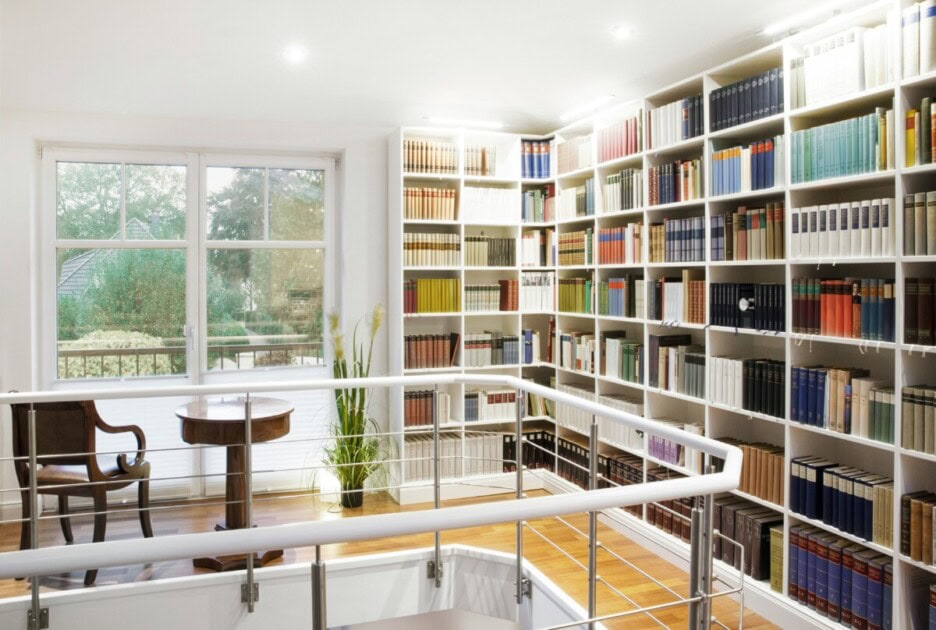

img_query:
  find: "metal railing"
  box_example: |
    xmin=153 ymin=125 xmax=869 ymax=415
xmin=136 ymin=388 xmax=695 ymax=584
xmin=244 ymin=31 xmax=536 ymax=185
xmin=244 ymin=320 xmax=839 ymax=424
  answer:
xmin=0 ymin=374 xmax=743 ymax=630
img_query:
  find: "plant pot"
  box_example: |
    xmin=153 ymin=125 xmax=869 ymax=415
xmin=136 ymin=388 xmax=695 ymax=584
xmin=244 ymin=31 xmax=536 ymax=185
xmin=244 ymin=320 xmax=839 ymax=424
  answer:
xmin=340 ymin=483 xmax=364 ymax=508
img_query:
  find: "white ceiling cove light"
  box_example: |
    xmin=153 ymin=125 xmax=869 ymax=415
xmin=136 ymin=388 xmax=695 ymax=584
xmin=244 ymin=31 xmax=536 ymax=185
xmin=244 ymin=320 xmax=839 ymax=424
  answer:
xmin=559 ymin=95 xmax=615 ymax=123
xmin=762 ymin=0 xmax=861 ymax=35
xmin=426 ymin=117 xmax=505 ymax=130
xmin=609 ymin=25 xmax=633 ymax=41
xmin=282 ymin=43 xmax=309 ymax=65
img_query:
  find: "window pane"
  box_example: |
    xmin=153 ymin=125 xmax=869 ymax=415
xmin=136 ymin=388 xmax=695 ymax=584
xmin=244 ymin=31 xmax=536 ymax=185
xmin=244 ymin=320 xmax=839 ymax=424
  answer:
xmin=207 ymin=166 xmax=264 ymax=240
xmin=56 ymin=162 xmax=120 ymax=240
xmin=126 ymin=164 xmax=187 ymax=240
xmin=269 ymin=168 xmax=325 ymax=241
xmin=207 ymin=248 xmax=324 ymax=370
xmin=56 ymin=248 xmax=186 ymax=379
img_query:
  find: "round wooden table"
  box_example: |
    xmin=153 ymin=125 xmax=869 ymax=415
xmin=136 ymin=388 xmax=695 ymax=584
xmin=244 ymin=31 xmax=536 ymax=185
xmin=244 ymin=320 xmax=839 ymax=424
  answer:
xmin=175 ymin=396 xmax=293 ymax=571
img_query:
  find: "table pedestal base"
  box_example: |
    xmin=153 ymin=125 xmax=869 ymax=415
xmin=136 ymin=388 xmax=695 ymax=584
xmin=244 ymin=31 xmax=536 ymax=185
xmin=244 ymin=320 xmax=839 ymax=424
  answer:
xmin=193 ymin=549 xmax=284 ymax=572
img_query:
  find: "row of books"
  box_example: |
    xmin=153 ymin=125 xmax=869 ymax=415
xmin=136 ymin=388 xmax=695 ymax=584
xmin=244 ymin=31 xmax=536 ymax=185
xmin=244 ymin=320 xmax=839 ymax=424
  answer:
xmin=903 ymin=2 xmax=936 ymax=78
xmin=403 ymin=390 xmax=451 ymax=428
xmin=790 ymin=457 xmax=894 ymax=548
xmin=403 ymin=137 xmax=457 ymax=175
xmin=520 ymin=329 xmax=542 ymax=365
xmin=901 ymin=489 xmax=936 ymax=565
xmin=557 ymin=177 xmax=595 ymax=219
xmin=790 ymin=108 xmax=894 ymax=184
xmin=649 ymin=217 xmax=704 ymax=263
xmin=557 ymin=277 xmax=592 ymax=314
xmin=556 ymin=135 xmax=592 ymax=175
xmin=709 ymin=136 xmax=783 ymax=196
xmin=464 ymin=280 xmax=517 ymax=312
xmin=710 ymin=202 xmax=785 ymax=262
xmin=597 ymin=276 xmax=644 ymax=319
xmin=712 ymin=496 xmax=783 ymax=586
xmin=597 ymin=223 xmax=643 ymax=265
xmin=597 ymin=112 xmax=642 ymax=163
xmin=654 ymin=344 xmax=706 ymax=400
xmin=521 ymin=139 xmax=552 ymax=179
xmin=463 ymin=332 xmax=520 ymax=368
xmin=461 ymin=186 xmax=515 ymax=224
xmin=520 ymin=229 xmax=555 ymax=267
xmin=521 ymin=186 xmax=555 ymax=223
xmin=709 ymin=282 xmax=785 ymax=331
xmin=791 ymin=277 xmax=896 ymax=342
xmin=647 ymin=158 xmax=702 ymax=206
xmin=403 ymin=233 xmax=459 ymax=267
xmin=403 ymin=333 xmax=459 ymax=370
xmin=520 ymin=271 xmax=554 ymax=312
xmin=602 ymin=335 xmax=643 ymax=385
xmin=790 ymin=23 xmax=894 ymax=109
xmin=557 ymin=229 xmax=593 ymax=266
xmin=602 ymin=168 xmax=642 ymax=213
xmin=647 ymin=466 xmax=693 ymax=542
xmin=605 ymin=452 xmax=644 ymax=516
xmin=555 ymin=435 xmax=602 ymax=490
xmin=902 ymin=385 xmax=936 ymax=455
xmin=596 ymin=394 xmax=645 ymax=452
xmin=709 ymin=357 xmax=786 ymax=419
xmin=647 ymin=419 xmax=704 ymax=475
xmin=404 ymin=432 xmax=503 ymax=481
xmin=905 ymin=96 xmax=936 ymax=168
xmin=906 ymin=277 xmax=936 ymax=345
xmin=503 ymin=429 xmax=557 ymax=473
xmin=464 ymin=235 xmax=515 ymax=267
xmin=647 ymin=334 xmax=690 ymax=389
xmin=905 ymin=191 xmax=936 ymax=256
xmin=709 ymin=66 xmax=783 ymax=132
xmin=463 ymin=388 xmax=518 ymax=422
xmin=523 ymin=380 xmax=553 ymax=419
xmin=403 ymin=278 xmax=461 ymax=314
xmin=463 ymin=143 xmax=496 ymax=177
xmin=791 ymin=198 xmax=896 ymax=260
xmin=721 ymin=440 xmax=784 ymax=507
xmin=646 ymin=95 xmax=703 ymax=149
xmin=790 ymin=366 xmax=896 ymax=445
xmin=648 ymin=271 xmax=706 ymax=325
xmin=558 ymin=330 xmax=595 ymax=374
xmin=787 ymin=526 xmax=892 ymax=628
xmin=403 ymin=186 xmax=457 ymax=221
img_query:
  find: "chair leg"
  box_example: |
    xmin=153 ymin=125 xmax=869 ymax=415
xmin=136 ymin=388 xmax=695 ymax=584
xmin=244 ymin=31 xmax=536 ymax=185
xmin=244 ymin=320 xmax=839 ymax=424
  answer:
xmin=138 ymin=479 xmax=153 ymax=538
xmin=58 ymin=495 xmax=74 ymax=544
xmin=84 ymin=490 xmax=107 ymax=586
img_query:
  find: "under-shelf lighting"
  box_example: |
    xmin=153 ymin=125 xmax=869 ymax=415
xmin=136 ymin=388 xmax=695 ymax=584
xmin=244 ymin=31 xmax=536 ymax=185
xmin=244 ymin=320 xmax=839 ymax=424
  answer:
xmin=426 ymin=117 xmax=504 ymax=130
xmin=559 ymin=95 xmax=615 ymax=123
xmin=762 ymin=0 xmax=867 ymax=35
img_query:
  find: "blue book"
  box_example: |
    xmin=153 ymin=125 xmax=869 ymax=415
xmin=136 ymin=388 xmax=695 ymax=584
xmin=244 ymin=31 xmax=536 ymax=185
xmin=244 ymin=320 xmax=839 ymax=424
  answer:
xmin=815 ymin=534 xmax=835 ymax=615
xmin=789 ymin=526 xmax=801 ymax=601
xmin=807 ymin=368 xmax=818 ymax=425
xmin=828 ymin=539 xmax=847 ymax=622
xmin=867 ymin=554 xmax=887 ymax=630
xmin=806 ymin=531 xmax=819 ymax=609
xmin=798 ymin=367 xmax=809 ymax=425
xmin=851 ymin=550 xmax=875 ymax=629
xmin=882 ymin=561 xmax=892 ymax=630
xmin=841 ymin=546 xmax=857 ymax=626
xmin=797 ymin=527 xmax=817 ymax=605
xmin=791 ymin=366 xmax=801 ymax=423
xmin=815 ymin=369 xmax=827 ymax=427
xmin=861 ymin=279 xmax=871 ymax=340
xmin=806 ymin=460 xmax=836 ymax=520
xmin=823 ymin=466 xmax=844 ymax=526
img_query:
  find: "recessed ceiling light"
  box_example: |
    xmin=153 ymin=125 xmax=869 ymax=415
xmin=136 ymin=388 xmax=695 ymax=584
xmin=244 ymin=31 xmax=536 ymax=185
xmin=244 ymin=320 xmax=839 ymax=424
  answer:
xmin=426 ymin=117 xmax=505 ymax=130
xmin=282 ymin=43 xmax=309 ymax=65
xmin=610 ymin=25 xmax=633 ymax=41
xmin=762 ymin=0 xmax=860 ymax=35
xmin=559 ymin=95 xmax=616 ymax=123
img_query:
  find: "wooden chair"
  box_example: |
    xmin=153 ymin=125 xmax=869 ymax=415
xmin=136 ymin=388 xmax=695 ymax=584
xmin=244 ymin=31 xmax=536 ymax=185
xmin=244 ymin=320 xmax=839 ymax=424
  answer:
xmin=9 ymin=400 xmax=153 ymax=585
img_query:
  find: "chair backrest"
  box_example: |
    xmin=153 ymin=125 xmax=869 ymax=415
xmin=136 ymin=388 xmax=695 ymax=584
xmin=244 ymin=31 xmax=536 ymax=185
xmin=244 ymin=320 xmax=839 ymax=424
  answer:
xmin=9 ymin=401 xmax=96 ymax=467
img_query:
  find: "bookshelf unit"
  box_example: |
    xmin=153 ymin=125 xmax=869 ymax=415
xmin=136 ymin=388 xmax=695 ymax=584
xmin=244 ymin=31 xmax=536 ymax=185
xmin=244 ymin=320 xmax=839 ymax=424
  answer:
xmin=389 ymin=3 xmax=936 ymax=627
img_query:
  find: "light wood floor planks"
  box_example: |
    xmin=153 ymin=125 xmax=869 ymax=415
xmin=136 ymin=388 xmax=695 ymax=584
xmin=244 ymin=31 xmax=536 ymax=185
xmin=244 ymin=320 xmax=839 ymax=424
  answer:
xmin=0 ymin=490 xmax=778 ymax=629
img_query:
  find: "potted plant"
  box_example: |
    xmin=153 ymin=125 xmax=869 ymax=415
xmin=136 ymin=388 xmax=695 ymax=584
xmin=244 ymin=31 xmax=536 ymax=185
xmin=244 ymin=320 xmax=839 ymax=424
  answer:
xmin=322 ymin=305 xmax=384 ymax=508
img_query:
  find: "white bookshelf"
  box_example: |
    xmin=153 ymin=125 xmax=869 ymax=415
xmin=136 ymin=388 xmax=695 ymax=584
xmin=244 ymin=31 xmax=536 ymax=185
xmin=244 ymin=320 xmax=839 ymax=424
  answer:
xmin=389 ymin=3 xmax=936 ymax=626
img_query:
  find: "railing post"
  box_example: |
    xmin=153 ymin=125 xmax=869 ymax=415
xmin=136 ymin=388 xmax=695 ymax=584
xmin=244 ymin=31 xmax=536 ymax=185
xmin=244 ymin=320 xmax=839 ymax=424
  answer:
xmin=699 ymin=465 xmax=716 ymax=630
xmin=688 ymin=500 xmax=703 ymax=629
xmin=311 ymin=545 xmax=327 ymax=630
xmin=242 ymin=394 xmax=257 ymax=612
xmin=431 ymin=385 xmax=442 ymax=588
xmin=27 ymin=405 xmax=48 ymax=630
xmin=515 ymin=386 xmax=525 ymax=605
xmin=587 ymin=417 xmax=598 ymax=630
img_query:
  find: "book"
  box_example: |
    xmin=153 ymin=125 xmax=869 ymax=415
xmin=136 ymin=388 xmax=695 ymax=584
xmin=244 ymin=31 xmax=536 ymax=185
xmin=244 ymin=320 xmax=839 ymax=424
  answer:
xmin=791 ymin=108 xmax=893 ymax=183
xmin=404 ymin=278 xmax=462 ymax=314
xmin=403 ymin=185 xmax=457 ymax=221
xmin=710 ymin=66 xmax=784 ymax=132
xmin=904 ymin=277 xmax=936 ymax=345
xmin=650 ymin=217 xmax=703 ymax=262
xmin=792 ymin=277 xmax=895 ymax=342
xmin=711 ymin=202 xmax=785 ymax=262
xmin=647 ymin=95 xmax=703 ymax=149
xmin=521 ymin=138 xmax=553 ymax=179
xmin=597 ymin=111 xmax=642 ymax=162
xmin=556 ymin=135 xmax=592 ymax=175
xmin=710 ymin=136 xmax=783 ymax=196
xmin=647 ymin=158 xmax=702 ymax=206
xmin=404 ymin=136 xmax=457 ymax=174
xmin=709 ymin=282 xmax=785 ymax=331
xmin=710 ymin=357 xmax=785 ymax=419
xmin=792 ymin=198 xmax=894 ymax=260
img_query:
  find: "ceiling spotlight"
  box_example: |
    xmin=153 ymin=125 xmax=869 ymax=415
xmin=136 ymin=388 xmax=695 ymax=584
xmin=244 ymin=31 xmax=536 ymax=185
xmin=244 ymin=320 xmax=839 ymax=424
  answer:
xmin=610 ymin=25 xmax=633 ymax=41
xmin=283 ymin=43 xmax=309 ymax=65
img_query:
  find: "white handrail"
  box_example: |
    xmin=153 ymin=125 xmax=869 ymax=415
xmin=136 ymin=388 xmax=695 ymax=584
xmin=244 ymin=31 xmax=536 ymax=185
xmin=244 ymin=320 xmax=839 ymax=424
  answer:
xmin=0 ymin=374 xmax=742 ymax=581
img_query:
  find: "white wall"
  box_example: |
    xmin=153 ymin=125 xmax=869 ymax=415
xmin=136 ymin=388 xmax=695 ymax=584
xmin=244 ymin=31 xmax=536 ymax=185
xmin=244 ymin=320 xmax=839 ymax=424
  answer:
xmin=0 ymin=108 xmax=393 ymax=512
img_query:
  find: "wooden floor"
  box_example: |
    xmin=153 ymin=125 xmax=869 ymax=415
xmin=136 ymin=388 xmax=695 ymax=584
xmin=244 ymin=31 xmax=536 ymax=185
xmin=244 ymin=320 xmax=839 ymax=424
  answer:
xmin=0 ymin=490 xmax=778 ymax=629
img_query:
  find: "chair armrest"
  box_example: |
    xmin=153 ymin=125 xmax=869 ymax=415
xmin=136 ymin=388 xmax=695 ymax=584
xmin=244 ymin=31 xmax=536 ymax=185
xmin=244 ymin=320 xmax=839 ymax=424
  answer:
xmin=95 ymin=417 xmax=147 ymax=471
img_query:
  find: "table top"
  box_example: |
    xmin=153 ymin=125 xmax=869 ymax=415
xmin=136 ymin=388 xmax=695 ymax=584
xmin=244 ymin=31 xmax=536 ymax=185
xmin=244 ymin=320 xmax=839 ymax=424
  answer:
xmin=174 ymin=396 xmax=294 ymax=423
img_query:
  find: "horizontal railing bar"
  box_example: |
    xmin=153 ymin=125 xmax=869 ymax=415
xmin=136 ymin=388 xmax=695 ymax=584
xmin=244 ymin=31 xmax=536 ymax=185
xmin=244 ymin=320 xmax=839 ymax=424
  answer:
xmin=523 ymin=522 xmax=589 ymax=573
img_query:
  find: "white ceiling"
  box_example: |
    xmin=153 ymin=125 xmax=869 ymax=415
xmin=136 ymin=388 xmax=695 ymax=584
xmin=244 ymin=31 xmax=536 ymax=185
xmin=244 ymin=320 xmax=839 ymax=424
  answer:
xmin=2 ymin=0 xmax=826 ymax=132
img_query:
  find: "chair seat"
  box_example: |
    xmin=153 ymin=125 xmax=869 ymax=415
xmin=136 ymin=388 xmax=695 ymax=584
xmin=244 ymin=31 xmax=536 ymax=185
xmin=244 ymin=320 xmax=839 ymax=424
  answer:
xmin=36 ymin=464 xmax=122 ymax=486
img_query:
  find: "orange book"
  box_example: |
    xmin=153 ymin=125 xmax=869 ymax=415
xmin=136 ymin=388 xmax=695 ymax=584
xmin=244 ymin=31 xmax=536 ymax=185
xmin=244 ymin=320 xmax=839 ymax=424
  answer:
xmin=851 ymin=281 xmax=861 ymax=339
xmin=843 ymin=283 xmax=853 ymax=338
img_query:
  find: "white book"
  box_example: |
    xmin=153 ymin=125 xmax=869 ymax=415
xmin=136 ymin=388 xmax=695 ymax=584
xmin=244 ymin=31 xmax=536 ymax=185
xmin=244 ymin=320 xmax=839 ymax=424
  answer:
xmin=828 ymin=203 xmax=839 ymax=256
xmin=860 ymin=200 xmax=872 ymax=256
xmin=904 ymin=3 xmax=922 ymax=78
xmin=809 ymin=206 xmax=819 ymax=257
xmin=871 ymin=198 xmax=882 ymax=256
xmin=850 ymin=202 xmax=862 ymax=257
xmin=882 ymin=197 xmax=895 ymax=256
xmin=922 ymin=0 xmax=936 ymax=74
xmin=791 ymin=207 xmax=801 ymax=258
xmin=838 ymin=203 xmax=851 ymax=257
xmin=818 ymin=205 xmax=829 ymax=257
